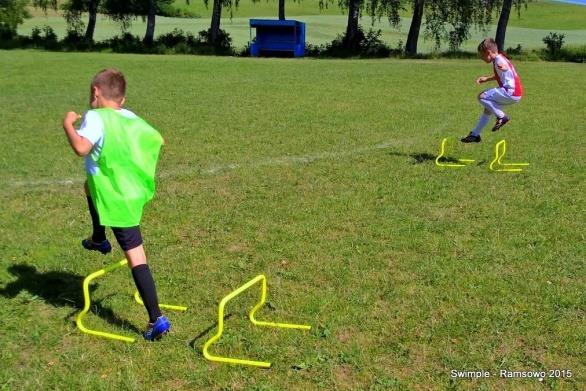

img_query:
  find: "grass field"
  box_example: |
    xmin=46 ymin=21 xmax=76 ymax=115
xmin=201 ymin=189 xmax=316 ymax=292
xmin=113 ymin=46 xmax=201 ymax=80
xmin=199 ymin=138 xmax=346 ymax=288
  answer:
xmin=18 ymin=0 xmax=586 ymax=51
xmin=1 ymin=50 xmax=584 ymax=390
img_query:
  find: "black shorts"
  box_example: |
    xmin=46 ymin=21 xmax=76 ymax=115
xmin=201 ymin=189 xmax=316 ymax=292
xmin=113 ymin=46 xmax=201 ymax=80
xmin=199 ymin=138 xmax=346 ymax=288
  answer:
xmin=111 ymin=226 xmax=143 ymax=251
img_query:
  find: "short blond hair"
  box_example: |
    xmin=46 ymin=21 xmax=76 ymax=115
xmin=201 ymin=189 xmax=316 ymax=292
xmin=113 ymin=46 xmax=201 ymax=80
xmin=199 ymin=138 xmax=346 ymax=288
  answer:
xmin=91 ymin=68 xmax=126 ymax=103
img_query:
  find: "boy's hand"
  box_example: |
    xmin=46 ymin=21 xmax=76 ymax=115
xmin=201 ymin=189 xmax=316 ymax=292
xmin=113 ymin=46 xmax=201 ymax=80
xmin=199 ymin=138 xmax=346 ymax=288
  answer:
xmin=476 ymin=76 xmax=489 ymax=84
xmin=63 ymin=111 xmax=82 ymax=127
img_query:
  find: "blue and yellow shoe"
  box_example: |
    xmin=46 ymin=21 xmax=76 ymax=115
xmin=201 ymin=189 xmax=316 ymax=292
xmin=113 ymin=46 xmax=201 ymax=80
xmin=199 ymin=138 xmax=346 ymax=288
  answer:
xmin=143 ymin=315 xmax=171 ymax=341
xmin=81 ymin=238 xmax=112 ymax=255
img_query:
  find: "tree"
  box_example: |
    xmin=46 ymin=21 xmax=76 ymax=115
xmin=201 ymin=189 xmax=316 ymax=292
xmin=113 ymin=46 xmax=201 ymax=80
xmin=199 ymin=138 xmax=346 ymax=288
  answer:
xmin=62 ymin=0 xmax=102 ymax=42
xmin=139 ymin=0 xmax=175 ymax=45
xmin=251 ymin=0 xmax=288 ymax=22
xmin=405 ymin=0 xmax=500 ymax=55
xmin=345 ymin=0 xmax=361 ymax=47
xmin=406 ymin=0 xmax=424 ymax=55
xmin=85 ymin=0 xmax=99 ymax=41
xmin=144 ymin=0 xmax=157 ymax=45
xmin=326 ymin=0 xmax=401 ymax=50
xmin=422 ymin=0 xmax=497 ymax=52
xmin=279 ymin=0 xmax=285 ymax=19
xmin=101 ymin=0 xmax=173 ymax=45
xmin=0 ymin=0 xmax=30 ymax=37
xmin=203 ymin=0 xmax=238 ymax=46
xmin=31 ymin=0 xmax=57 ymax=12
xmin=495 ymin=0 xmax=511 ymax=51
xmin=495 ymin=0 xmax=529 ymax=51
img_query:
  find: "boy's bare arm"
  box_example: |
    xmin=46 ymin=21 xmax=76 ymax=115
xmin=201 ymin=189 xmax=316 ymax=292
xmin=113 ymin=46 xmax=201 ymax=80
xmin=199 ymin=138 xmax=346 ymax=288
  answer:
xmin=63 ymin=111 xmax=93 ymax=156
xmin=476 ymin=75 xmax=497 ymax=84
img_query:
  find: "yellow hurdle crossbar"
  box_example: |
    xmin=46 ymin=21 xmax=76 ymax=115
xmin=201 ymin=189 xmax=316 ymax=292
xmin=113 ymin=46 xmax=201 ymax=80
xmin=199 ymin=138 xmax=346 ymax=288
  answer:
xmin=203 ymin=274 xmax=311 ymax=368
xmin=489 ymin=139 xmax=530 ymax=172
xmin=134 ymin=291 xmax=188 ymax=312
xmin=435 ymin=138 xmax=475 ymax=168
xmin=76 ymin=259 xmax=188 ymax=343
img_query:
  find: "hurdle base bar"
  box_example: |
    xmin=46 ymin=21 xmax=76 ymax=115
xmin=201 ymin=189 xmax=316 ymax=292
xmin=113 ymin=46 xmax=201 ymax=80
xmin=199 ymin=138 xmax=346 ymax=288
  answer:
xmin=203 ymin=274 xmax=311 ymax=368
xmin=489 ymin=140 xmax=529 ymax=172
xmin=435 ymin=138 xmax=475 ymax=168
xmin=76 ymin=259 xmax=188 ymax=343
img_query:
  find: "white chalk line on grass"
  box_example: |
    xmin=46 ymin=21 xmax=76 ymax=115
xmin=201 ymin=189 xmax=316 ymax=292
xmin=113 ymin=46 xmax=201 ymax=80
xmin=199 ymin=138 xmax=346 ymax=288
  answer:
xmin=8 ymin=178 xmax=83 ymax=187
xmin=5 ymin=141 xmax=395 ymax=189
xmin=199 ymin=141 xmax=395 ymax=175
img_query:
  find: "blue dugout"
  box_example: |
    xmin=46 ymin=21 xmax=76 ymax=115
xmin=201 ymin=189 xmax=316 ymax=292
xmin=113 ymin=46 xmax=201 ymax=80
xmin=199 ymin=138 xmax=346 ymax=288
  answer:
xmin=249 ymin=19 xmax=306 ymax=57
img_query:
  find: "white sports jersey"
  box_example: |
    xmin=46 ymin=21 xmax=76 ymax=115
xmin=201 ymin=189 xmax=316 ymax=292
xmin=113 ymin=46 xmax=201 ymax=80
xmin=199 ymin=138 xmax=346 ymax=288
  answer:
xmin=493 ymin=54 xmax=523 ymax=97
xmin=77 ymin=109 xmax=138 ymax=175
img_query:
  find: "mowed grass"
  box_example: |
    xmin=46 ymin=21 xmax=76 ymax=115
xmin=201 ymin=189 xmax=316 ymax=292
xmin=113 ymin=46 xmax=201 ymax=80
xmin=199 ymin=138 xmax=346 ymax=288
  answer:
xmin=18 ymin=0 xmax=586 ymax=50
xmin=0 ymin=50 xmax=585 ymax=390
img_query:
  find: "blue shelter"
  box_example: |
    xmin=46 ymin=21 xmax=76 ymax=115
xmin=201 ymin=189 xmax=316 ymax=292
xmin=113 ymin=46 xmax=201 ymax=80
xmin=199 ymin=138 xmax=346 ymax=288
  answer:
xmin=249 ymin=19 xmax=306 ymax=57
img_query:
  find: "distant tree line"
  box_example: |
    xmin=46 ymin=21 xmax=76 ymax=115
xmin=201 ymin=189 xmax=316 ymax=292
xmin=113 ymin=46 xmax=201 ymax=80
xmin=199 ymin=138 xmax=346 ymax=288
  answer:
xmin=0 ymin=0 xmax=539 ymax=56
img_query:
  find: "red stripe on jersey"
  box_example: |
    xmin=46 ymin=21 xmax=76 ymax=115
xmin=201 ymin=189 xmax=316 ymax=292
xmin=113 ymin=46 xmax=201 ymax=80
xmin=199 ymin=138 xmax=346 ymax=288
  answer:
xmin=493 ymin=53 xmax=523 ymax=97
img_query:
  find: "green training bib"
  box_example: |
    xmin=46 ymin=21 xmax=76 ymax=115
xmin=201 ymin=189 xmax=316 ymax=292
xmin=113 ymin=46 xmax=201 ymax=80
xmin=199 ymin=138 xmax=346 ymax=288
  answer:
xmin=87 ymin=108 xmax=163 ymax=227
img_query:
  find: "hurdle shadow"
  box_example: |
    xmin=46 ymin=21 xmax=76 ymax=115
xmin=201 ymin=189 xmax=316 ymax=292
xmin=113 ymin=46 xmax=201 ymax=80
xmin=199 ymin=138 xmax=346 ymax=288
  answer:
xmin=387 ymin=151 xmax=447 ymax=164
xmin=189 ymin=313 xmax=234 ymax=352
xmin=388 ymin=151 xmax=487 ymax=166
xmin=0 ymin=263 xmax=141 ymax=334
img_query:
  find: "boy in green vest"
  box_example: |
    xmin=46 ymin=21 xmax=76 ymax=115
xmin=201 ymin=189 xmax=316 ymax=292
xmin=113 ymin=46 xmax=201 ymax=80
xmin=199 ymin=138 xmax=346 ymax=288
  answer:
xmin=62 ymin=68 xmax=170 ymax=341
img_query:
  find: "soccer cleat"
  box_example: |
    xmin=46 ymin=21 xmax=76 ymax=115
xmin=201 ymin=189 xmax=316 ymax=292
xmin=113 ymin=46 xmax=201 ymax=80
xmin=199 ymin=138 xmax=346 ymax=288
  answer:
xmin=492 ymin=116 xmax=510 ymax=132
xmin=143 ymin=315 xmax=171 ymax=341
xmin=81 ymin=238 xmax=112 ymax=255
xmin=460 ymin=133 xmax=481 ymax=143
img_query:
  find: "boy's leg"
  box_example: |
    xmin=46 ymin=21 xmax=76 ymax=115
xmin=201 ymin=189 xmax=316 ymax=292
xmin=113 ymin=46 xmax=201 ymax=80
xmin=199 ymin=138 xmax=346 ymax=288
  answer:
xmin=82 ymin=181 xmax=111 ymax=254
xmin=461 ymin=92 xmax=495 ymax=143
xmin=462 ymin=88 xmax=519 ymax=142
xmin=111 ymin=227 xmax=163 ymax=324
xmin=471 ymin=108 xmax=492 ymax=137
xmin=479 ymin=88 xmax=520 ymax=131
xmin=479 ymin=92 xmax=506 ymax=119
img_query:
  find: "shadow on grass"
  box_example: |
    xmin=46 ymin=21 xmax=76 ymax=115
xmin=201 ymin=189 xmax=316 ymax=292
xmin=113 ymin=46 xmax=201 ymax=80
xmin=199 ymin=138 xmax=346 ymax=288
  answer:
xmin=0 ymin=263 xmax=141 ymax=334
xmin=388 ymin=151 xmax=487 ymax=165
xmin=189 ymin=313 xmax=234 ymax=353
xmin=387 ymin=151 xmax=446 ymax=164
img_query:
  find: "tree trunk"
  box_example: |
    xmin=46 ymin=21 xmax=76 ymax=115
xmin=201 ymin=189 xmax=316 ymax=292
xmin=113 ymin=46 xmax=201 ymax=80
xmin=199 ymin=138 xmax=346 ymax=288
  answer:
xmin=210 ymin=0 xmax=222 ymax=46
xmin=405 ymin=0 xmax=425 ymax=56
xmin=495 ymin=0 xmax=512 ymax=52
xmin=345 ymin=0 xmax=361 ymax=49
xmin=144 ymin=0 xmax=156 ymax=46
xmin=279 ymin=0 xmax=285 ymax=20
xmin=85 ymin=0 xmax=98 ymax=42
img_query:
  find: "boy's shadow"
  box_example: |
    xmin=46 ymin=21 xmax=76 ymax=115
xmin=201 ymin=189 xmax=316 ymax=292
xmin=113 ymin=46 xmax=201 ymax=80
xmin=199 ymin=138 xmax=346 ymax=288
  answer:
xmin=1 ymin=264 xmax=141 ymax=334
xmin=388 ymin=151 xmax=442 ymax=164
xmin=388 ymin=151 xmax=485 ymax=165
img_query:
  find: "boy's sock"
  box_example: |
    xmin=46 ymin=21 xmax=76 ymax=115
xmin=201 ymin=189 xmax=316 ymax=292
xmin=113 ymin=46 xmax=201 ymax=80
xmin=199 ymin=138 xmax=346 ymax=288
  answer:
xmin=471 ymin=114 xmax=491 ymax=136
xmin=86 ymin=196 xmax=106 ymax=243
xmin=131 ymin=264 xmax=162 ymax=323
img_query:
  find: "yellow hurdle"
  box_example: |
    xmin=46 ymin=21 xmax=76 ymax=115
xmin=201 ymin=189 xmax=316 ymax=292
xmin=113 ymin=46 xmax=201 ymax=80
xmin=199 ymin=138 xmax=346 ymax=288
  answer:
xmin=435 ymin=138 xmax=475 ymax=168
xmin=489 ymin=139 xmax=530 ymax=172
xmin=133 ymin=291 xmax=188 ymax=312
xmin=203 ymin=274 xmax=311 ymax=368
xmin=76 ymin=260 xmax=136 ymax=343
xmin=76 ymin=259 xmax=188 ymax=343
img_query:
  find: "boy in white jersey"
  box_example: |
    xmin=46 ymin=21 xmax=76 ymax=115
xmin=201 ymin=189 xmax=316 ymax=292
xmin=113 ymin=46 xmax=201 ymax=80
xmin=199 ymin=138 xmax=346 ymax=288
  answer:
xmin=461 ymin=38 xmax=524 ymax=143
xmin=62 ymin=69 xmax=170 ymax=341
